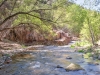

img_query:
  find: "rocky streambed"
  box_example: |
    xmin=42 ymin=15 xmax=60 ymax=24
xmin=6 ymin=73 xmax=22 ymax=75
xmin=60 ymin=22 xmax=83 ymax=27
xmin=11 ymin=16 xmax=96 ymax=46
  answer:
xmin=0 ymin=42 xmax=100 ymax=75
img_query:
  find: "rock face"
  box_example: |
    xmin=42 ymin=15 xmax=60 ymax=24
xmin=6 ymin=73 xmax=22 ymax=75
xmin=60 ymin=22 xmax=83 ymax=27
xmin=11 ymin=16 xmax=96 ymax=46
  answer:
xmin=65 ymin=63 xmax=84 ymax=71
xmin=54 ymin=30 xmax=72 ymax=45
xmin=0 ymin=27 xmax=72 ymax=45
xmin=55 ymin=37 xmax=69 ymax=45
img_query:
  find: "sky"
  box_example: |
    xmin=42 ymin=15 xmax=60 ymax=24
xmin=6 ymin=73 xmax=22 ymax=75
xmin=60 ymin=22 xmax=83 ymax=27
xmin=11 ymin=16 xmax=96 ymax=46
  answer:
xmin=69 ymin=0 xmax=100 ymax=11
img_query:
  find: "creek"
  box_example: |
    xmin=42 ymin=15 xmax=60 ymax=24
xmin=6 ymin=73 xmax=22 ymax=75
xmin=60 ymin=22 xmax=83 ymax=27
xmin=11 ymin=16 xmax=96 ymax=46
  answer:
xmin=0 ymin=41 xmax=100 ymax=75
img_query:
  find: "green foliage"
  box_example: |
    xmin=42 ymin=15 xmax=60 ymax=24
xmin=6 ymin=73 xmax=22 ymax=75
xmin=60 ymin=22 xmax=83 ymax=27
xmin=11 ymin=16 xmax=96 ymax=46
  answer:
xmin=66 ymin=4 xmax=87 ymax=36
xmin=70 ymin=45 xmax=75 ymax=48
xmin=72 ymin=41 xmax=90 ymax=47
xmin=83 ymin=53 xmax=92 ymax=59
xmin=78 ymin=49 xmax=84 ymax=53
xmin=80 ymin=11 xmax=100 ymax=44
xmin=65 ymin=4 xmax=100 ymax=45
xmin=1 ymin=0 xmax=100 ymax=46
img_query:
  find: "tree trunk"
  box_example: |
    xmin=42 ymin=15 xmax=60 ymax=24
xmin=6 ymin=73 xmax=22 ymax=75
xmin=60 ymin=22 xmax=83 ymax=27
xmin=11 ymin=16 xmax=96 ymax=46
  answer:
xmin=87 ymin=17 xmax=95 ymax=45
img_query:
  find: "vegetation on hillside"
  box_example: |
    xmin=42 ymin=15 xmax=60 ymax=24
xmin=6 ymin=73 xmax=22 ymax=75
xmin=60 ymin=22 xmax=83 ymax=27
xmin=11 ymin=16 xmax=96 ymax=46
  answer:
xmin=0 ymin=0 xmax=100 ymax=46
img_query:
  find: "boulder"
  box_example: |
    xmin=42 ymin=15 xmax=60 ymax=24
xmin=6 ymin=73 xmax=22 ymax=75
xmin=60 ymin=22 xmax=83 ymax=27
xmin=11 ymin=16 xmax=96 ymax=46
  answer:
xmin=65 ymin=63 xmax=84 ymax=71
xmin=55 ymin=37 xmax=68 ymax=45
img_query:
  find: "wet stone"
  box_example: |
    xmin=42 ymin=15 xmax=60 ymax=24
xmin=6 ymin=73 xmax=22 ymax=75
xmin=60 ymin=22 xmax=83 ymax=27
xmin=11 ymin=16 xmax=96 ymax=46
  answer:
xmin=56 ymin=65 xmax=63 ymax=68
xmin=87 ymin=62 xmax=99 ymax=65
xmin=66 ymin=56 xmax=72 ymax=59
xmin=65 ymin=63 xmax=84 ymax=71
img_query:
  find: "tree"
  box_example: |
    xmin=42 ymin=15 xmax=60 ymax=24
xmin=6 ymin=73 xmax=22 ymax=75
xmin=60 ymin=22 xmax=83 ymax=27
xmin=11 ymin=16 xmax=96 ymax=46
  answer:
xmin=0 ymin=0 xmax=72 ymax=42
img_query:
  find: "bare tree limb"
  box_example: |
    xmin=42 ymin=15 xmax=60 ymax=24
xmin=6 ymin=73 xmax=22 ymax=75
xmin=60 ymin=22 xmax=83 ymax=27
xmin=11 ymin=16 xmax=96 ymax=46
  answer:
xmin=0 ymin=8 xmax=55 ymax=26
xmin=0 ymin=0 xmax=69 ymax=27
xmin=0 ymin=0 xmax=7 ymax=7
xmin=9 ymin=0 xmax=17 ymax=15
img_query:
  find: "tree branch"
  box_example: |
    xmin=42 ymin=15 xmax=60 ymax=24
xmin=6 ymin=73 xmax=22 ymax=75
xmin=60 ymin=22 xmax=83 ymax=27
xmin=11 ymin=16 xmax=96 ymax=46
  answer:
xmin=0 ymin=0 xmax=7 ymax=7
xmin=0 ymin=8 xmax=55 ymax=26
xmin=9 ymin=0 xmax=17 ymax=15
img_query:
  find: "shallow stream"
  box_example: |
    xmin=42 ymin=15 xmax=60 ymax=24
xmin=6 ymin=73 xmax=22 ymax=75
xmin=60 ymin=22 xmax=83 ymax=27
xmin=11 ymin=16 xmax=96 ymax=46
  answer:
xmin=0 ymin=42 xmax=100 ymax=75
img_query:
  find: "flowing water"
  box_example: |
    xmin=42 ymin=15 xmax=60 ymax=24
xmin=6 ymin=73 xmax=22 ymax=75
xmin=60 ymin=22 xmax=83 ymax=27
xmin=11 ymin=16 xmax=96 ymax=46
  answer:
xmin=0 ymin=42 xmax=100 ymax=75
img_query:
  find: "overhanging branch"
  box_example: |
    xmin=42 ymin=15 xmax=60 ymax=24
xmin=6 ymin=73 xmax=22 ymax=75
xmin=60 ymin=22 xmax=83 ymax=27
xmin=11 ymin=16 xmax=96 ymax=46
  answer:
xmin=0 ymin=8 xmax=53 ymax=26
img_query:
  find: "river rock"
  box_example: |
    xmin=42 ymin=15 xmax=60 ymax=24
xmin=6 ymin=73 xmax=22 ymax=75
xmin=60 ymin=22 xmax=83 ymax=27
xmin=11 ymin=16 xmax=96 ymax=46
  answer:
xmin=87 ymin=62 xmax=99 ymax=65
xmin=66 ymin=56 xmax=72 ymax=59
xmin=4 ymin=56 xmax=12 ymax=64
xmin=56 ymin=65 xmax=63 ymax=68
xmin=65 ymin=63 xmax=84 ymax=71
xmin=0 ymin=57 xmax=5 ymax=64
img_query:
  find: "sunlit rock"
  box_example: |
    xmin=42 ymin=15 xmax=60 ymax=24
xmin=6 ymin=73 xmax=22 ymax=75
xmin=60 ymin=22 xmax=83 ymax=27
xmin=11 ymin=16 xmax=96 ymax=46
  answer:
xmin=65 ymin=63 xmax=84 ymax=71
